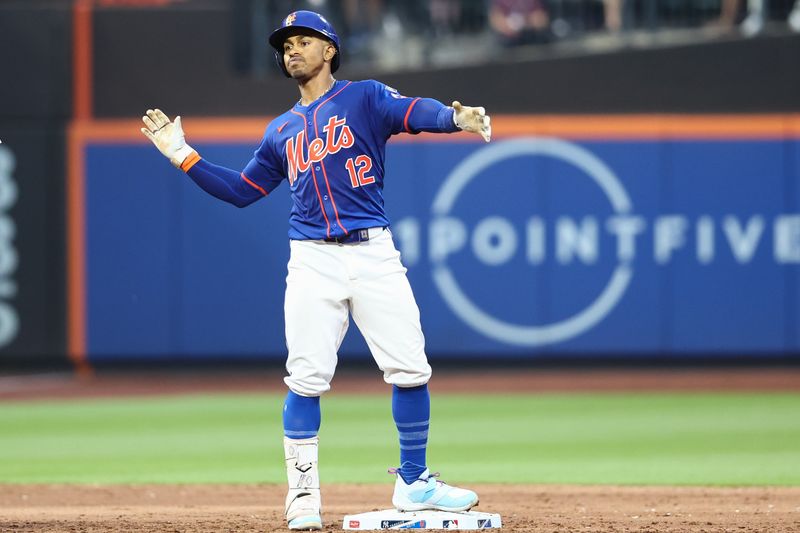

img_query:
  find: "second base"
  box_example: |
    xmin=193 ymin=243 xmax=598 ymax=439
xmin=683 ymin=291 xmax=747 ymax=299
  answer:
xmin=342 ymin=509 xmax=502 ymax=530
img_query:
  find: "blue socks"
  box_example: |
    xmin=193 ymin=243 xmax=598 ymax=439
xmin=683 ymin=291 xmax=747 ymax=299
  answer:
xmin=392 ymin=384 xmax=430 ymax=484
xmin=284 ymin=385 xmax=430 ymax=485
xmin=283 ymin=390 xmax=320 ymax=439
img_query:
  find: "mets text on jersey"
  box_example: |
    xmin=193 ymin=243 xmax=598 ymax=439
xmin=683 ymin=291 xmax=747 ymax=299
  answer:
xmin=286 ymin=115 xmax=354 ymax=185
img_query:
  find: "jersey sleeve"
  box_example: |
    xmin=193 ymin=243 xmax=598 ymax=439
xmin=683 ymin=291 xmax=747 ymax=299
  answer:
xmin=368 ymin=80 xmax=459 ymax=137
xmin=241 ymin=128 xmax=286 ymax=196
xmin=182 ymin=126 xmax=285 ymax=208
xmin=185 ymin=159 xmax=264 ymax=208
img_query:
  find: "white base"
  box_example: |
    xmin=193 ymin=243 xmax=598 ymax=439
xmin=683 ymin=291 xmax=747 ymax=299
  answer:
xmin=343 ymin=509 xmax=501 ymax=530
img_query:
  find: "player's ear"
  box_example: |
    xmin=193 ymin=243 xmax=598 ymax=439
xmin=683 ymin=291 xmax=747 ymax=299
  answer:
xmin=324 ymin=42 xmax=336 ymax=62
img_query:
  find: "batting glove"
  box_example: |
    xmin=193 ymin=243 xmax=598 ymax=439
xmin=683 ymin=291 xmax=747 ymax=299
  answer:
xmin=452 ymin=101 xmax=491 ymax=143
xmin=140 ymin=109 xmax=196 ymax=168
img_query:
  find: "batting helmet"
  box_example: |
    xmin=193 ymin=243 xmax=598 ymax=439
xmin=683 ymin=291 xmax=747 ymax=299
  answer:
xmin=269 ymin=11 xmax=341 ymax=78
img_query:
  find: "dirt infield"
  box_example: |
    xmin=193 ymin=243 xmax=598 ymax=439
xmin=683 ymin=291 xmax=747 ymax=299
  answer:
xmin=2 ymin=483 xmax=799 ymax=532
xmin=2 ymin=367 xmax=799 ymax=531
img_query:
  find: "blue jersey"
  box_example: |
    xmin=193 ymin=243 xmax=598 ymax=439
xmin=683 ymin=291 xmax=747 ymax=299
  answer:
xmin=237 ymin=80 xmax=457 ymax=240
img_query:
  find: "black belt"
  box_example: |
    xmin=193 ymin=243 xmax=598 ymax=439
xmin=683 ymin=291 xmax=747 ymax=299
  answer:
xmin=323 ymin=227 xmax=384 ymax=244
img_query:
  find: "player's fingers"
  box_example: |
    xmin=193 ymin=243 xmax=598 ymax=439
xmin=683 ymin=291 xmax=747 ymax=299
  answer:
xmin=153 ymin=109 xmax=171 ymax=128
xmin=140 ymin=127 xmax=156 ymax=142
xmin=452 ymin=101 xmax=462 ymax=112
xmin=473 ymin=106 xmax=485 ymax=116
xmin=174 ymin=115 xmax=183 ymax=133
xmin=146 ymin=109 xmax=161 ymax=126
xmin=143 ymin=115 xmax=159 ymax=133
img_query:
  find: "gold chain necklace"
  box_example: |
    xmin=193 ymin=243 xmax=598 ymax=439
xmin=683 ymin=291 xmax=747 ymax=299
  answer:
xmin=300 ymin=79 xmax=336 ymax=106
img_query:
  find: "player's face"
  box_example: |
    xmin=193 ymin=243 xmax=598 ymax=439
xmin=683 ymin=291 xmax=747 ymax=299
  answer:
xmin=282 ymin=32 xmax=335 ymax=80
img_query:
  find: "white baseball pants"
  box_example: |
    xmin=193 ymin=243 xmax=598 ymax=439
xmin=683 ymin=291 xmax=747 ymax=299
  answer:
xmin=284 ymin=228 xmax=432 ymax=396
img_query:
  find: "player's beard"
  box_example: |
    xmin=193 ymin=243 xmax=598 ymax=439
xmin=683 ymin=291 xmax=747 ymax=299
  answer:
xmin=289 ymin=67 xmax=308 ymax=80
xmin=289 ymin=60 xmax=324 ymax=83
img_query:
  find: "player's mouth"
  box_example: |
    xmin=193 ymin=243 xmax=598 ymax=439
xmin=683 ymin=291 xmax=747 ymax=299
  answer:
xmin=288 ymin=57 xmax=304 ymax=66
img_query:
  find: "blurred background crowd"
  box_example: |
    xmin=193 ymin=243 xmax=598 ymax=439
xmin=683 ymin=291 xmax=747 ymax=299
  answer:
xmin=232 ymin=0 xmax=800 ymax=74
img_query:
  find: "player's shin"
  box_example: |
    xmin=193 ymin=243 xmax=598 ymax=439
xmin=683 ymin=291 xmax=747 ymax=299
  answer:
xmin=392 ymin=384 xmax=430 ymax=483
xmin=284 ymin=436 xmax=322 ymax=530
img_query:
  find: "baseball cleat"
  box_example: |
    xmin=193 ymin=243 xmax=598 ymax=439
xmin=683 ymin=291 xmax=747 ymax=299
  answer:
xmin=390 ymin=468 xmax=479 ymax=512
xmin=287 ymin=512 xmax=322 ymax=530
xmin=286 ymin=490 xmax=322 ymax=530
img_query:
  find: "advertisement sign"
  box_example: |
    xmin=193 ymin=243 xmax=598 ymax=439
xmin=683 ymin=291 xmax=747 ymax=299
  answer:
xmin=0 ymin=125 xmax=66 ymax=361
xmin=77 ymin=117 xmax=800 ymax=361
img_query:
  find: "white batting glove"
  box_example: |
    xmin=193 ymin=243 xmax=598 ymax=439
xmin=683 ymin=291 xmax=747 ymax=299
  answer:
xmin=452 ymin=101 xmax=491 ymax=143
xmin=140 ymin=108 xmax=195 ymax=168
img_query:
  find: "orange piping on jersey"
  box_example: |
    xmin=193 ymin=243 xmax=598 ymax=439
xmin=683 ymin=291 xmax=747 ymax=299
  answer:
xmin=313 ymin=81 xmax=353 ymax=236
xmin=290 ymin=108 xmax=332 ymax=237
xmin=241 ymin=172 xmax=267 ymax=196
xmin=180 ymin=151 xmax=201 ymax=172
xmin=403 ymin=98 xmax=421 ymax=134
xmin=316 ymin=81 xmax=352 ymax=112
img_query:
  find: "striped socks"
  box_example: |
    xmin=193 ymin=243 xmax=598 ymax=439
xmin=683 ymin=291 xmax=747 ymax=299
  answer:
xmin=392 ymin=384 xmax=430 ymax=484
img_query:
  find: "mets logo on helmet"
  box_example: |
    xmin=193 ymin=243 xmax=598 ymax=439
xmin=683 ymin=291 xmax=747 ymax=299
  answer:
xmin=285 ymin=12 xmax=297 ymax=25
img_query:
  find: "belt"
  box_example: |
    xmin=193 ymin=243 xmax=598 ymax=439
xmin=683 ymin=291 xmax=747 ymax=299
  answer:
xmin=322 ymin=226 xmax=385 ymax=244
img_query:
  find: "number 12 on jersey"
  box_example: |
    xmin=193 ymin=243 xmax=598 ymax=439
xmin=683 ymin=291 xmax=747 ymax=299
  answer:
xmin=346 ymin=155 xmax=375 ymax=188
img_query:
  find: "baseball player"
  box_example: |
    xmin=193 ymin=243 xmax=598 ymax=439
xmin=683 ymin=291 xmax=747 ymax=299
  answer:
xmin=141 ymin=10 xmax=491 ymax=531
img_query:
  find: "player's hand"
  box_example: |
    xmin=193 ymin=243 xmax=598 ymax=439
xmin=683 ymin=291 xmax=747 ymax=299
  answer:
xmin=452 ymin=101 xmax=491 ymax=143
xmin=140 ymin=109 xmax=195 ymax=168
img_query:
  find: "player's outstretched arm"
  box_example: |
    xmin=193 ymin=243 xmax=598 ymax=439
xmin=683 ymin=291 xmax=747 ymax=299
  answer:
xmin=452 ymin=101 xmax=492 ymax=143
xmin=377 ymin=83 xmax=491 ymax=142
xmin=140 ymin=109 xmax=264 ymax=208
xmin=141 ymin=109 xmax=197 ymax=168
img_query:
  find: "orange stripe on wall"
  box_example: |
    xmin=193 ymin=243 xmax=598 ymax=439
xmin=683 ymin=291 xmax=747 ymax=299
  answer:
xmin=75 ymin=114 xmax=800 ymax=144
xmin=85 ymin=117 xmax=272 ymax=142
xmin=488 ymin=114 xmax=800 ymax=139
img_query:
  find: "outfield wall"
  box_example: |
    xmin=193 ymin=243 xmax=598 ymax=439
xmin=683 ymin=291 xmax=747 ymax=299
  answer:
xmin=1 ymin=2 xmax=798 ymax=367
xmin=70 ymin=115 xmax=800 ymax=365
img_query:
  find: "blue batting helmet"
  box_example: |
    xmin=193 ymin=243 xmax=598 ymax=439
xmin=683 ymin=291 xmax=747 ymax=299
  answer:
xmin=269 ymin=11 xmax=341 ymax=77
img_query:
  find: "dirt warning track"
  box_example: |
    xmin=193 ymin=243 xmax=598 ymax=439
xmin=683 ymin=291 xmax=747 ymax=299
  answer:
xmin=2 ymin=367 xmax=799 ymax=401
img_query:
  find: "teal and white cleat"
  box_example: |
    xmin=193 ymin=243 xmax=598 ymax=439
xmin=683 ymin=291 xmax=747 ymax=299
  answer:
xmin=390 ymin=468 xmax=479 ymax=512
xmin=287 ymin=511 xmax=322 ymax=531
xmin=286 ymin=489 xmax=322 ymax=530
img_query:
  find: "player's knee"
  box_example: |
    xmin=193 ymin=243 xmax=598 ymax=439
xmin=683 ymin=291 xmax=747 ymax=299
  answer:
xmin=383 ymin=362 xmax=432 ymax=388
xmin=284 ymin=373 xmax=332 ymax=397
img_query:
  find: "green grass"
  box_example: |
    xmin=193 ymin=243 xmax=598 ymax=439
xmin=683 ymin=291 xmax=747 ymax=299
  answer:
xmin=0 ymin=392 xmax=798 ymax=485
